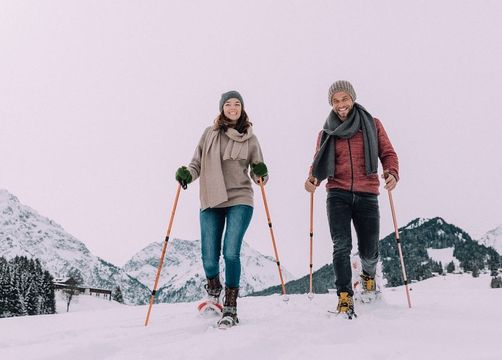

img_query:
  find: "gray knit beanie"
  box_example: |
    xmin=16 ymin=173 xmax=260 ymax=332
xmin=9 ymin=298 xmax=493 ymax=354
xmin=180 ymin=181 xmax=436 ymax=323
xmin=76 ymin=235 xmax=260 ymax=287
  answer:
xmin=328 ymin=80 xmax=356 ymax=105
xmin=219 ymin=90 xmax=244 ymax=112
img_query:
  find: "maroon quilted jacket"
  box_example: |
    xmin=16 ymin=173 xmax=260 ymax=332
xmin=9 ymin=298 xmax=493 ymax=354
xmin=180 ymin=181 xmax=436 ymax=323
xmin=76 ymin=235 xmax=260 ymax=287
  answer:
xmin=311 ymin=118 xmax=399 ymax=195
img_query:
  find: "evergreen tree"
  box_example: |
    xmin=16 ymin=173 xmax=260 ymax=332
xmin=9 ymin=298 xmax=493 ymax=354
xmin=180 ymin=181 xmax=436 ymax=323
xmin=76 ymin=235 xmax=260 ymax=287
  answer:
xmin=0 ymin=257 xmax=10 ymax=317
xmin=8 ymin=264 xmax=24 ymax=316
xmin=0 ymin=256 xmax=56 ymax=318
xmin=11 ymin=257 xmax=28 ymax=316
xmin=25 ymin=284 xmax=39 ymax=315
xmin=41 ymin=271 xmax=56 ymax=315
xmin=491 ymin=276 xmax=502 ymax=288
xmin=488 ymin=254 xmax=500 ymax=272
xmin=112 ymin=286 xmax=124 ymax=304
xmin=446 ymin=261 xmax=455 ymax=273
xmin=460 ymin=260 xmax=472 ymax=272
xmin=472 ymin=264 xmax=480 ymax=278
xmin=25 ymin=258 xmax=41 ymax=315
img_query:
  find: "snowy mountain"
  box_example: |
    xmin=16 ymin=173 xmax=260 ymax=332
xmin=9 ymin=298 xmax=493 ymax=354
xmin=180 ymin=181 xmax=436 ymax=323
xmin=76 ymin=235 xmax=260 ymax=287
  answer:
xmin=0 ymin=189 xmax=295 ymax=306
xmin=478 ymin=225 xmax=502 ymax=255
xmin=0 ymin=189 xmax=150 ymax=305
xmin=381 ymin=217 xmax=500 ymax=285
xmin=124 ymin=238 xmax=295 ymax=303
xmin=255 ymin=217 xmax=501 ymax=296
xmin=1 ymin=273 xmax=500 ymax=360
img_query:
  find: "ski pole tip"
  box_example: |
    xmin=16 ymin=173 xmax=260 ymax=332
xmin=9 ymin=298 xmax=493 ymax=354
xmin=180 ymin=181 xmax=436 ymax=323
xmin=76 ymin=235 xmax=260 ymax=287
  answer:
xmin=307 ymin=292 xmax=315 ymax=300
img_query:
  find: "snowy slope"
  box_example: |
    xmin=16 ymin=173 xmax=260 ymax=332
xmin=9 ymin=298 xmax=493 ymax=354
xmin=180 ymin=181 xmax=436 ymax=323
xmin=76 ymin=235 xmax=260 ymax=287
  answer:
xmin=0 ymin=189 xmax=149 ymax=304
xmin=0 ymin=274 xmax=500 ymax=360
xmin=478 ymin=225 xmax=502 ymax=255
xmin=124 ymin=239 xmax=295 ymax=302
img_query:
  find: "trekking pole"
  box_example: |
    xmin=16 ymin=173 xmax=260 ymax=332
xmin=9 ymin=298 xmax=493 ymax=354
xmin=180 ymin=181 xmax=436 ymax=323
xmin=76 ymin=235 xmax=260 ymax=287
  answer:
xmin=144 ymin=183 xmax=183 ymax=326
xmin=308 ymin=192 xmax=314 ymax=300
xmin=258 ymin=178 xmax=288 ymax=301
xmin=387 ymin=189 xmax=412 ymax=309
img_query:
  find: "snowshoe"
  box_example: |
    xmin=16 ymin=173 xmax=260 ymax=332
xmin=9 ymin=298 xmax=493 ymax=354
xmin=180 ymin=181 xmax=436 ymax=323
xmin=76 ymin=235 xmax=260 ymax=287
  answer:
xmin=197 ymin=297 xmax=223 ymax=316
xmin=198 ymin=276 xmax=223 ymax=316
xmin=357 ymin=290 xmax=381 ymax=304
xmin=217 ymin=306 xmax=239 ymax=329
xmin=354 ymin=273 xmax=381 ymax=304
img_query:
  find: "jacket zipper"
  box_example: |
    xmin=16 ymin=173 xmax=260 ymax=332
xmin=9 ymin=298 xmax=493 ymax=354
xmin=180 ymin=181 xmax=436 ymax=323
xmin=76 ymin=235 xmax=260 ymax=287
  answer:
xmin=347 ymin=139 xmax=354 ymax=192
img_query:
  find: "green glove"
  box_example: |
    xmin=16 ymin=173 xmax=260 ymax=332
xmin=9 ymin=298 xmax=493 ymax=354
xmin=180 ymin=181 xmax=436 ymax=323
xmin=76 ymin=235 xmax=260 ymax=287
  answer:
xmin=175 ymin=166 xmax=192 ymax=188
xmin=251 ymin=162 xmax=268 ymax=178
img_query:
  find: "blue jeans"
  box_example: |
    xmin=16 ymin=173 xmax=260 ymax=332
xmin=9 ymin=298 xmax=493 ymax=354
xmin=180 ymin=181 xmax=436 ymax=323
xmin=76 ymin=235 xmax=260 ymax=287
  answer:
xmin=200 ymin=205 xmax=253 ymax=288
xmin=327 ymin=189 xmax=380 ymax=296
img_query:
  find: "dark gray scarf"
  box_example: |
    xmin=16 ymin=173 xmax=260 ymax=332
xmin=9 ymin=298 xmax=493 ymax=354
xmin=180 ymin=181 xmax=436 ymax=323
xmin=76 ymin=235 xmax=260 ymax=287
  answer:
xmin=311 ymin=103 xmax=378 ymax=181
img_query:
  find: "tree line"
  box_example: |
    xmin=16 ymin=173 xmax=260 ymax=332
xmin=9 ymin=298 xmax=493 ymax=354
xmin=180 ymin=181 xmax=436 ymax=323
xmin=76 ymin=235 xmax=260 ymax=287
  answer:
xmin=0 ymin=256 xmax=56 ymax=318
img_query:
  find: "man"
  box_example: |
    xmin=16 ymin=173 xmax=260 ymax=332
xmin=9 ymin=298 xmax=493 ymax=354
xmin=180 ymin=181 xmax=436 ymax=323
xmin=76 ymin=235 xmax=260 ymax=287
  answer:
xmin=305 ymin=80 xmax=399 ymax=319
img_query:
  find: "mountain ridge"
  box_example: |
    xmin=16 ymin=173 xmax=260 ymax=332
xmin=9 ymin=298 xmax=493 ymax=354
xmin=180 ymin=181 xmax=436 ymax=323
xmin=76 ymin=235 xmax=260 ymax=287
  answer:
xmin=124 ymin=238 xmax=295 ymax=302
xmin=1 ymin=189 xmax=295 ymax=304
xmin=252 ymin=216 xmax=501 ymax=296
xmin=478 ymin=224 xmax=502 ymax=255
xmin=0 ymin=189 xmax=150 ymax=305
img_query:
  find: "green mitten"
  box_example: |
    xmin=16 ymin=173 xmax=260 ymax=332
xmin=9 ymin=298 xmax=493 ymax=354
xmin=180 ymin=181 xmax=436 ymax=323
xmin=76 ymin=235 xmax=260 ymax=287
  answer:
xmin=251 ymin=162 xmax=268 ymax=178
xmin=175 ymin=166 xmax=192 ymax=187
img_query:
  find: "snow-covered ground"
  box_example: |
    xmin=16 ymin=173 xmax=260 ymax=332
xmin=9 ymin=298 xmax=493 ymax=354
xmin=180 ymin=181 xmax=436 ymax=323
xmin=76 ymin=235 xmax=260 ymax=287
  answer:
xmin=1 ymin=274 xmax=500 ymax=360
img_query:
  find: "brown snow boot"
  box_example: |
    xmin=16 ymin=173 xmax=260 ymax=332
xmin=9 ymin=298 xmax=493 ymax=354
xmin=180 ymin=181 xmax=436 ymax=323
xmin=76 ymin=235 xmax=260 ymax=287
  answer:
xmin=205 ymin=276 xmax=222 ymax=299
xmin=217 ymin=287 xmax=239 ymax=329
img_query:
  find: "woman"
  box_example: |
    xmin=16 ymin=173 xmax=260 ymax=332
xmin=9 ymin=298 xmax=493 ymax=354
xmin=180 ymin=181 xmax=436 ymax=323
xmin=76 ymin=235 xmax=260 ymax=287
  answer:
xmin=175 ymin=90 xmax=268 ymax=328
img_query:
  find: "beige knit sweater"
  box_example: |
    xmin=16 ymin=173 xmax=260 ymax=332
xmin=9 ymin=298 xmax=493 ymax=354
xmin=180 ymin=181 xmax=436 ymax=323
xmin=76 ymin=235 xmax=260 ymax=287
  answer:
xmin=187 ymin=126 xmax=267 ymax=210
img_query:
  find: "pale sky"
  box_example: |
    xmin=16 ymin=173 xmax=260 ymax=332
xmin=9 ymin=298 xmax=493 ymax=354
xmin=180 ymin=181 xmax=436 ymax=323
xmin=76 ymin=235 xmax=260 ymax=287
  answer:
xmin=1 ymin=1 xmax=501 ymax=276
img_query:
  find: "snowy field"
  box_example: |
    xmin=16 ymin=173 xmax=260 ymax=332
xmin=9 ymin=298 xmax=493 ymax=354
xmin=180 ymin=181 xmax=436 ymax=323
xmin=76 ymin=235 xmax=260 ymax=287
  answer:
xmin=1 ymin=274 xmax=500 ymax=360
